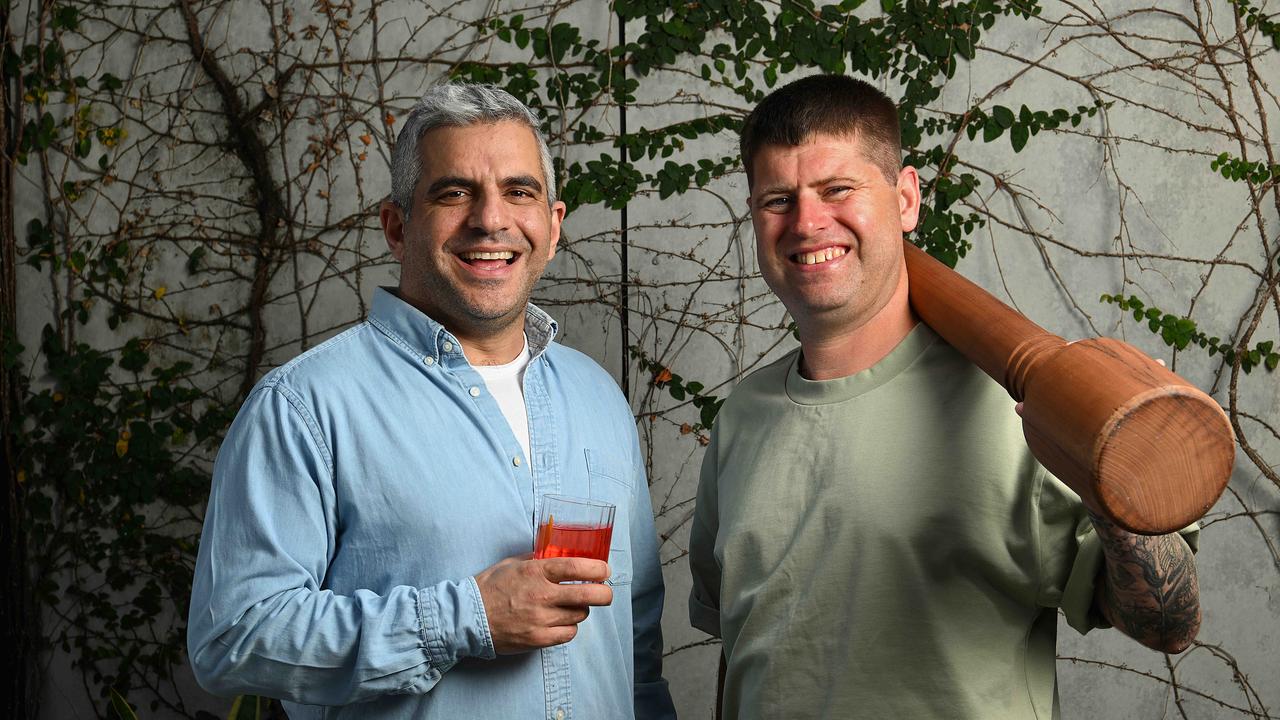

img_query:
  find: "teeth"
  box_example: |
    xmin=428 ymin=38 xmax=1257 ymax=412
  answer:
xmin=795 ymin=247 xmax=847 ymax=265
xmin=460 ymin=251 xmax=515 ymax=261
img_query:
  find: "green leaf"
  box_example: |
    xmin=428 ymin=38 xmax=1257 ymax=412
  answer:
xmin=991 ymin=105 xmax=1014 ymax=128
xmin=108 ymin=689 xmax=139 ymax=720
xmin=1010 ymin=124 xmax=1029 ymax=152
xmin=52 ymin=6 xmax=80 ymax=31
xmin=700 ymin=399 xmax=721 ymax=429
xmin=42 ymin=41 xmax=64 ymax=70
xmin=120 ymin=339 xmax=149 ymax=372
xmin=187 ymin=246 xmax=207 ymax=274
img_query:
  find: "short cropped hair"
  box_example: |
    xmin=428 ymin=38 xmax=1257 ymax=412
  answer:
xmin=740 ymin=74 xmax=902 ymax=185
xmin=389 ymin=83 xmax=556 ymax=214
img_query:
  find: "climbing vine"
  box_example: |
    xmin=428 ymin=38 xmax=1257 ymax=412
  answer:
xmin=2 ymin=0 xmax=1276 ymax=718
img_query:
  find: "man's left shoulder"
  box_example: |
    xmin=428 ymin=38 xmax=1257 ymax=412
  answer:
xmin=541 ymin=343 xmax=637 ymax=429
xmin=543 ymin=343 xmax=623 ymax=391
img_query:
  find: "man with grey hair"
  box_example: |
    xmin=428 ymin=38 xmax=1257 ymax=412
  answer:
xmin=189 ymin=83 xmax=676 ymax=719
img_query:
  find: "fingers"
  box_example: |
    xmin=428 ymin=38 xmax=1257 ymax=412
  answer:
xmin=540 ymin=624 xmax=579 ymax=648
xmin=542 ymin=559 xmax=613 ymax=607
xmin=541 ymin=557 xmax=610 ymax=584
xmin=1014 ymin=401 xmax=1025 ymax=417
xmin=545 ymin=605 xmax=591 ymax=627
xmin=496 ymin=616 xmax=582 ymax=654
xmin=549 ymin=580 xmax=613 ymax=608
xmin=478 ymin=554 xmax=617 ymax=655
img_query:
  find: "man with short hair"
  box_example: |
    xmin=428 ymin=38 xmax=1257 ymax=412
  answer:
xmin=688 ymin=74 xmax=1200 ymax=719
xmin=189 ymin=83 xmax=675 ymax=719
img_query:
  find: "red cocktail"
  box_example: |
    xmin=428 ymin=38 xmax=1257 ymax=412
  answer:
xmin=534 ymin=494 xmax=615 ymax=562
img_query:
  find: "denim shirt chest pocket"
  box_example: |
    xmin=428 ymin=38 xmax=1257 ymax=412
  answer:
xmin=584 ymin=448 xmax=633 ymax=587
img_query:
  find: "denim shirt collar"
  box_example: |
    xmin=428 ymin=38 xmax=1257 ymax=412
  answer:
xmin=367 ymin=286 xmax=558 ymax=362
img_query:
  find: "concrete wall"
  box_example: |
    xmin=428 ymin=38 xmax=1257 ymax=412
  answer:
xmin=14 ymin=0 xmax=1277 ymax=717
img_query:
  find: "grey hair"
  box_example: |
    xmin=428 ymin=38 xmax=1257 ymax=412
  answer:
xmin=389 ymin=83 xmax=557 ymax=214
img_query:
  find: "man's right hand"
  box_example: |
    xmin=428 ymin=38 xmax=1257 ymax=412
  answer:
xmin=473 ymin=554 xmax=613 ymax=654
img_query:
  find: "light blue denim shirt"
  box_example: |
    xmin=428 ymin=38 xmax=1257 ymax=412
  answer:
xmin=188 ymin=288 xmax=675 ymax=719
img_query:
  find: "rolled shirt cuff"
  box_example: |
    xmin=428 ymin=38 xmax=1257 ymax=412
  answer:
xmin=417 ymin=577 xmax=496 ymax=671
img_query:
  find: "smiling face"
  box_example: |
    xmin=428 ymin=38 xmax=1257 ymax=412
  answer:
xmin=381 ymin=120 xmax=565 ymax=342
xmin=749 ymin=132 xmax=920 ymax=337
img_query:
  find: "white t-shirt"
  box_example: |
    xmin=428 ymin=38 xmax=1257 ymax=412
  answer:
xmin=472 ymin=336 xmax=532 ymax=465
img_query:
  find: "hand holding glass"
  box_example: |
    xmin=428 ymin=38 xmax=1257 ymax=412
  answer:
xmin=534 ymin=494 xmax=615 ymax=562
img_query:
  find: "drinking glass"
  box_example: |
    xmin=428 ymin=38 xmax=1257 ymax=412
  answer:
xmin=534 ymin=494 xmax=615 ymax=561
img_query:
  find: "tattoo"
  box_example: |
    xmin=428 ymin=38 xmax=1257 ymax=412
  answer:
xmin=1090 ymin=512 xmax=1201 ymax=653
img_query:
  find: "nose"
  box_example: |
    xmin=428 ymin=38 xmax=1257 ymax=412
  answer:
xmin=467 ymin=188 xmax=509 ymax=236
xmin=792 ymin=194 xmax=827 ymax=238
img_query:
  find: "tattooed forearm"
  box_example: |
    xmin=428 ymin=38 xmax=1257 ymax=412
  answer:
xmin=1090 ymin=512 xmax=1201 ymax=653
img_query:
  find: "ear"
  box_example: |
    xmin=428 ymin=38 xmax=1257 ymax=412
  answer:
xmin=896 ymin=166 xmax=922 ymax=233
xmin=546 ymin=200 xmax=567 ymax=261
xmin=380 ymin=199 xmax=407 ymax=261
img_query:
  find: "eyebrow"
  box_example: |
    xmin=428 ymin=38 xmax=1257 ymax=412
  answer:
xmin=757 ymin=175 xmax=862 ymax=196
xmin=425 ymin=176 xmax=477 ymax=196
xmin=504 ymin=175 xmax=544 ymax=194
xmin=755 ymin=183 xmax=791 ymax=196
xmin=810 ymin=175 xmax=860 ymax=187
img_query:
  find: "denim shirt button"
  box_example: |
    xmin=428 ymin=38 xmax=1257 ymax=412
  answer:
xmin=468 ymin=386 xmax=481 ymax=397
xmin=513 ymin=456 xmax=522 ymax=467
xmin=423 ymin=356 xmax=435 ymax=366
xmin=442 ymin=341 xmax=454 ymax=353
xmin=555 ymin=709 xmax=565 ymax=720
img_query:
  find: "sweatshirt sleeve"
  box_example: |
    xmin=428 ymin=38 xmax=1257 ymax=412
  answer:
xmin=1033 ymin=466 xmax=1200 ymax=635
xmin=187 ymin=384 xmax=494 ymax=705
xmin=688 ymin=423 xmax=723 ymax=638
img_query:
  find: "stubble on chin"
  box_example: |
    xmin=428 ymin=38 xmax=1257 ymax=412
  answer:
xmin=445 ymin=269 xmax=542 ymax=331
